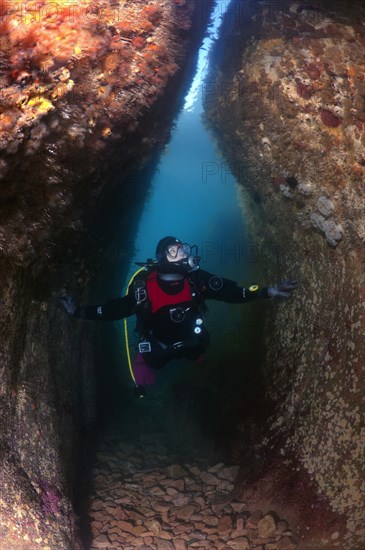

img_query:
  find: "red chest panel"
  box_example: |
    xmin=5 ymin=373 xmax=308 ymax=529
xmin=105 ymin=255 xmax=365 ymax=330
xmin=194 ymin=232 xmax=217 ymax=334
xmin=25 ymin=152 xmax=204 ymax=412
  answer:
xmin=146 ymin=271 xmax=192 ymax=313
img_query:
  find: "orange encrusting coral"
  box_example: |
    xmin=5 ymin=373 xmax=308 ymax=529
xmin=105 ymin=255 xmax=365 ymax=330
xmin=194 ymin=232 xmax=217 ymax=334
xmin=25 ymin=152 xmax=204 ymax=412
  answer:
xmin=0 ymin=0 xmax=189 ymax=153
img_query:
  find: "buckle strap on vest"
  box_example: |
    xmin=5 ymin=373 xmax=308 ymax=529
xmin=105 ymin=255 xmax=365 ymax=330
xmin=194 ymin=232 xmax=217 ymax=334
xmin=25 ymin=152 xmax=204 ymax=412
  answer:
xmin=134 ymin=276 xmax=147 ymax=305
xmin=138 ymin=334 xmax=202 ymax=355
xmin=156 ymin=338 xmax=198 ymax=351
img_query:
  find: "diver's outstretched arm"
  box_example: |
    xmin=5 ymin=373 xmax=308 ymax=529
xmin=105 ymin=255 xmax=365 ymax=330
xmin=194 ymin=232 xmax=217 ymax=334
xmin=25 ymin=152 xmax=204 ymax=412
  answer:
xmin=58 ymin=293 xmax=135 ymax=321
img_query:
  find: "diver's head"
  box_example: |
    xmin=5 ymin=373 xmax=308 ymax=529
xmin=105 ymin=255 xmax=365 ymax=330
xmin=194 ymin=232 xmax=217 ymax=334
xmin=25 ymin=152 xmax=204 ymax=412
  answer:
xmin=155 ymin=236 xmax=184 ymax=263
xmin=155 ymin=236 xmax=200 ymax=274
xmin=156 ymin=237 xmax=190 ymax=264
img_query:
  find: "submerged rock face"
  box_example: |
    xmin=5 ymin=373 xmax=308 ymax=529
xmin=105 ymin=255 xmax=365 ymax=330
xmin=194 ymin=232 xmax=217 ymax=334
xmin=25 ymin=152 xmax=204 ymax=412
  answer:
xmin=0 ymin=1 xmax=209 ymax=547
xmin=0 ymin=0 xmax=196 ymax=265
xmin=205 ymin=1 xmax=364 ymax=548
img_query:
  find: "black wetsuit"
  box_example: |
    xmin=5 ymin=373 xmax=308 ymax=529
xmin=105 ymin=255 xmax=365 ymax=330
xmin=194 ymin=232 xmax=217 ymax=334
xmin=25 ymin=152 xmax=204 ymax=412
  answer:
xmin=75 ymin=269 xmax=269 ymax=368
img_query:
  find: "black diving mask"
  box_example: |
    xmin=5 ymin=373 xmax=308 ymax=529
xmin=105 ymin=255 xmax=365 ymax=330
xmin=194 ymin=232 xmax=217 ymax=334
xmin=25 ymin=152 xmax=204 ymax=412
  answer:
xmin=164 ymin=243 xmax=200 ymax=273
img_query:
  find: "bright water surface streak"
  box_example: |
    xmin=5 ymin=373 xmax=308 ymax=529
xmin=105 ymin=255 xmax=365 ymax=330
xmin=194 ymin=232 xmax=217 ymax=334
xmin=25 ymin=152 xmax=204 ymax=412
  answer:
xmin=125 ymin=0 xmax=250 ymax=282
xmin=122 ymin=0 xmax=255 ymax=380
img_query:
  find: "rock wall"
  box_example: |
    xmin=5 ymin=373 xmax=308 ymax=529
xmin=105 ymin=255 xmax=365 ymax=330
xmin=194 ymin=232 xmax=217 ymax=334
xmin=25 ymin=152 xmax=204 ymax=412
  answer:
xmin=205 ymin=1 xmax=364 ymax=548
xmin=0 ymin=1 xmax=210 ymax=547
xmin=0 ymin=0 xmax=199 ymax=265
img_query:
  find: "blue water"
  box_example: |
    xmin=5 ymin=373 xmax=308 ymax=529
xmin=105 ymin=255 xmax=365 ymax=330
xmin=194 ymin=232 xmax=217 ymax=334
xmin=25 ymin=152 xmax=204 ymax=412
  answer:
xmin=121 ymin=0 xmax=258 ymax=385
xmin=128 ymin=108 xmax=248 ymax=276
xmin=126 ymin=0 xmax=248 ymax=283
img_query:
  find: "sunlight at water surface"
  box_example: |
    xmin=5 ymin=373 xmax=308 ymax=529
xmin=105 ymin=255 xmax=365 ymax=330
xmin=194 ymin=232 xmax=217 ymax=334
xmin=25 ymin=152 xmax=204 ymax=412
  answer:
xmin=127 ymin=0 xmax=245 ymax=283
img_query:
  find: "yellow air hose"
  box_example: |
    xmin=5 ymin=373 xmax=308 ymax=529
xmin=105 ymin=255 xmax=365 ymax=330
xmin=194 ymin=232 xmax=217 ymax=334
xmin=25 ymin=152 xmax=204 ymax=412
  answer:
xmin=123 ymin=266 xmax=147 ymax=388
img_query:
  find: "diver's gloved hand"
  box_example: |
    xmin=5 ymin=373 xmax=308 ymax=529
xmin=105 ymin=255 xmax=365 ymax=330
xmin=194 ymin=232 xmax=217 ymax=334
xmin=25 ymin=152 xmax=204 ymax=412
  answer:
xmin=268 ymin=280 xmax=298 ymax=298
xmin=58 ymin=294 xmax=77 ymax=316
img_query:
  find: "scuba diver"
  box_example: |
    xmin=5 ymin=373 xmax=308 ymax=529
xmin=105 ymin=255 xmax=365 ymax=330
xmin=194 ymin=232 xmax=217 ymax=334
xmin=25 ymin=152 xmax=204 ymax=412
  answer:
xmin=59 ymin=236 xmax=297 ymax=397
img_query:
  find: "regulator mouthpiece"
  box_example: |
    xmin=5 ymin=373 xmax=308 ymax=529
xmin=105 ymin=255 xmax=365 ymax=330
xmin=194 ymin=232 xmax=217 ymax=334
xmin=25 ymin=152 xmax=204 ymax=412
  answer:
xmin=185 ymin=244 xmax=200 ymax=272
